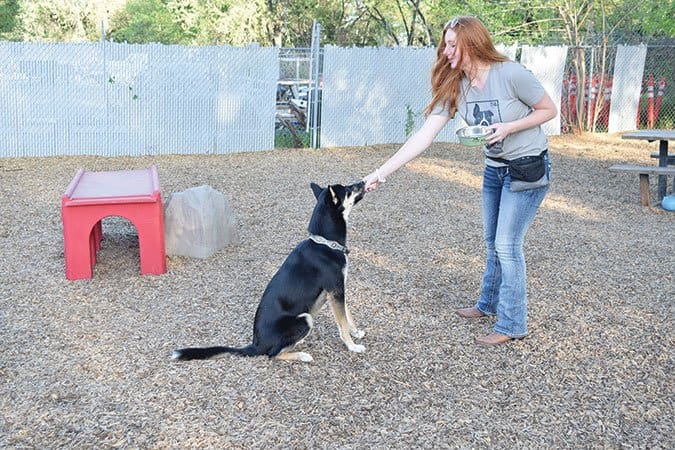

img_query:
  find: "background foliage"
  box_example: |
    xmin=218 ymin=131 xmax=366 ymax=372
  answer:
xmin=0 ymin=0 xmax=672 ymax=46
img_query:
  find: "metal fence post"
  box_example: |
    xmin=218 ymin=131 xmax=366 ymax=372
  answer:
xmin=101 ymin=20 xmax=110 ymax=155
xmin=309 ymin=21 xmax=322 ymax=149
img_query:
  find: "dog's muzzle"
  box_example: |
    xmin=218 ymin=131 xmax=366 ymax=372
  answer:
xmin=351 ymin=181 xmax=366 ymax=201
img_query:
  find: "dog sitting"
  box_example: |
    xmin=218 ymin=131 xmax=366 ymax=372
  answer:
xmin=172 ymin=181 xmax=366 ymax=363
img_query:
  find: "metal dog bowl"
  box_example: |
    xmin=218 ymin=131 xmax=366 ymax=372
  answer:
xmin=456 ymin=126 xmax=492 ymax=146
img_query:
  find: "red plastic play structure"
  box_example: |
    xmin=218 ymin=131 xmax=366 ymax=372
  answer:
xmin=61 ymin=166 xmax=166 ymax=280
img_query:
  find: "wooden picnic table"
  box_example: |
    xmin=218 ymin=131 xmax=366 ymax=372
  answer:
xmin=622 ymin=129 xmax=675 ymax=201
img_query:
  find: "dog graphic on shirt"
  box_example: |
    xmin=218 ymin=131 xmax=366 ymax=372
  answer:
xmin=471 ymin=102 xmax=502 ymax=153
xmin=473 ymin=103 xmax=494 ymax=127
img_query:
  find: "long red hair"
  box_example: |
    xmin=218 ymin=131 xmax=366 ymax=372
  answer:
xmin=425 ymin=17 xmax=509 ymax=117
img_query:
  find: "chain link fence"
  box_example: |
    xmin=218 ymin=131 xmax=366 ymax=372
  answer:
xmin=1 ymin=42 xmax=672 ymax=156
xmin=276 ymin=23 xmax=322 ymax=148
xmin=0 ymin=41 xmax=278 ymax=157
xmin=318 ymin=44 xmax=673 ymax=148
xmin=560 ymin=45 xmax=674 ymax=133
xmin=641 ymin=46 xmax=673 ymax=129
xmin=276 ymin=47 xmax=314 ymax=147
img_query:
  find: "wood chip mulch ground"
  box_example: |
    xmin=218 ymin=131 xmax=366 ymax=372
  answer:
xmin=0 ymin=133 xmax=673 ymax=448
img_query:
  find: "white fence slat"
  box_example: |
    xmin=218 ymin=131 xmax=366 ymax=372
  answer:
xmin=496 ymin=44 xmax=518 ymax=61
xmin=320 ymin=46 xmax=464 ymax=148
xmin=320 ymin=45 xmax=567 ymax=147
xmin=608 ymin=45 xmax=647 ymax=133
xmin=520 ymin=45 xmax=568 ymax=136
xmin=0 ymin=42 xmax=277 ymax=157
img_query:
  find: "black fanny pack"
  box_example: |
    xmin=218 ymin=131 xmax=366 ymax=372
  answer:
xmin=487 ymin=150 xmax=549 ymax=191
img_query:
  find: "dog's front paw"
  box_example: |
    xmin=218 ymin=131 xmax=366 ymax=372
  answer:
xmin=347 ymin=343 xmax=366 ymax=353
xmin=350 ymin=329 xmax=365 ymax=339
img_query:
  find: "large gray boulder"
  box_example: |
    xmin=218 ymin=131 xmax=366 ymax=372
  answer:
xmin=164 ymin=185 xmax=239 ymax=258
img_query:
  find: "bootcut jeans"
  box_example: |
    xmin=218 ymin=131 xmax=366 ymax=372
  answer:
xmin=475 ymin=154 xmax=550 ymax=337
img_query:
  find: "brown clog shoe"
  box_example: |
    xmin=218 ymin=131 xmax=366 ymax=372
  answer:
xmin=474 ymin=332 xmax=521 ymax=346
xmin=455 ymin=307 xmax=486 ymax=319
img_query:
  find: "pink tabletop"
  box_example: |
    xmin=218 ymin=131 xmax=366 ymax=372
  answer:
xmin=64 ymin=166 xmax=160 ymax=204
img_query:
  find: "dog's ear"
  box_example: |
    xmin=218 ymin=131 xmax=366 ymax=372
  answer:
xmin=310 ymin=183 xmax=323 ymax=200
xmin=328 ymin=186 xmax=339 ymax=205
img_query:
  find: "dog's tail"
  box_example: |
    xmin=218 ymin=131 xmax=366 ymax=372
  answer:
xmin=171 ymin=344 xmax=258 ymax=361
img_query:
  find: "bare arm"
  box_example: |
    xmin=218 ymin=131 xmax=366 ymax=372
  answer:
xmin=486 ymin=92 xmax=557 ymax=145
xmin=364 ymin=113 xmax=451 ymax=191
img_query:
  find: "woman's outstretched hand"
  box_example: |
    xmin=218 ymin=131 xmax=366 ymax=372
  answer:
xmin=364 ymin=170 xmax=384 ymax=192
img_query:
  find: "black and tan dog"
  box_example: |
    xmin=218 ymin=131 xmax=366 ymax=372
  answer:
xmin=172 ymin=181 xmax=366 ymax=363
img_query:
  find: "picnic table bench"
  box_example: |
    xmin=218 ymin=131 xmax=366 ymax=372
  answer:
xmin=621 ymin=130 xmax=675 ymax=202
xmin=650 ymin=153 xmax=675 ymax=164
xmin=609 ymin=164 xmax=675 ymax=206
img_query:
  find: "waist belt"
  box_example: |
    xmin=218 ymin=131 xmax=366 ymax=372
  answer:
xmin=487 ymin=149 xmax=548 ymax=164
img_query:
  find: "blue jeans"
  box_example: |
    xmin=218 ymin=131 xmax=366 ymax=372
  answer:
xmin=475 ymin=154 xmax=550 ymax=337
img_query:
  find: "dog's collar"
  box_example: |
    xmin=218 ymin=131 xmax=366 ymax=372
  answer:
xmin=308 ymin=234 xmax=349 ymax=254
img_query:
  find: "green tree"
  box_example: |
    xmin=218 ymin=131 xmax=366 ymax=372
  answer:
xmin=109 ymin=0 xmax=185 ymax=44
xmin=6 ymin=0 xmax=670 ymax=46
xmin=201 ymin=0 xmax=270 ymax=46
xmin=610 ymin=0 xmax=674 ymax=42
xmin=0 ymin=0 xmax=21 ymax=40
xmin=10 ymin=0 xmax=100 ymax=41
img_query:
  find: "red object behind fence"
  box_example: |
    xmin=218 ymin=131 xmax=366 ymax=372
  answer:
xmin=562 ymin=77 xmax=569 ymax=123
xmin=598 ymin=76 xmax=613 ymax=127
xmin=587 ymin=74 xmax=600 ymax=129
xmin=647 ymin=74 xmax=655 ymax=128
xmin=636 ymin=74 xmax=668 ymax=127
xmin=568 ymin=71 xmax=578 ymax=122
xmin=563 ymin=71 xmax=666 ymax=130
xmin=654 ymin=77 xmax=666 ymax=123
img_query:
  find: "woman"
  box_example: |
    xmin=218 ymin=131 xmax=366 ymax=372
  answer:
xmin=363 ymin=16 xmax=557 ymax=346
